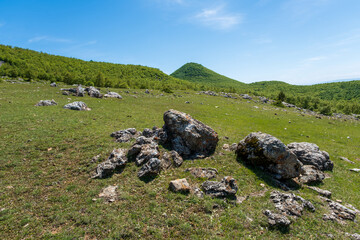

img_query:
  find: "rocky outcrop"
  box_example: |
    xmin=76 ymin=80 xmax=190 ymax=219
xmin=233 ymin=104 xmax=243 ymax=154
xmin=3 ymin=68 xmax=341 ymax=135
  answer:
xmin=202 ymin=176 xmax=238 ymax=198
xmin=35 ymin=99 xmax=57 ymax=106
xmin=298 ymin=165 xmax=325 ymax=184
xmin=104 ymin=91 xmax=122 ymax=99
xmin=63 ymin=101 xmax=91 ymax=111
xmin=92 ymin=149 xmax=127 ymax=179
xmin=185 ymin=167 xmax=218 ymax=179
xmin=264 ymin=210 xmax=291 ymax=228
xmin=110 ymin=128 xmax=138 ymax=143
xmin=162 ymin=109 xmax=218 ymax=158
xmin=287 ymin=142 xmax=333 ymax=171
xmin=137 ymin=158 xmax=161 ymax=178
xmin=169 ymin=178 xmax=190 ymax=193
xmin=236 ymin=132 xmax=302 ymax=179
xmin=322 ymin=197 xmax=357 ymax=222
xmin=270 ymin=191 xmax=315 ymax=217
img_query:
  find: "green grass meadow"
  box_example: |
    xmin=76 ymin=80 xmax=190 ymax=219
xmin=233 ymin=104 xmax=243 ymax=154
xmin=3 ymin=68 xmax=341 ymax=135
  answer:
xmin=0 ymin=82 xmax=359 ymax=239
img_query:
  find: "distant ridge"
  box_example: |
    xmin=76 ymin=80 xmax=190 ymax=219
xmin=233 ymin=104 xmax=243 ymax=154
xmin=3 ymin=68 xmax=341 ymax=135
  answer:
xmin=170 ymin=62 xmax=245 ymax=89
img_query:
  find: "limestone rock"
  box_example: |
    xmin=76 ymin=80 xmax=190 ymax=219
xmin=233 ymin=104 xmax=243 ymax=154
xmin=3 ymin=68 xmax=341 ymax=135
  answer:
xmin=163 ymin=109 xmax=218 ymax=158
xmin=298 ymin=165 xmax=325 ymax=184
xmin=185 ymin=167 xmax=218 ymax=179
xmin=202 ymin=176 xmax=238 ymax=198
xmin=93 ymin=149 xmax=127 ymax=179
xmin=270 ymin=191 xmax=315 ymax=217
xmin=110 ymin=128 xmax=138 ymax=143
xmin=145 ymin=89 xmax=150 ymax=94
xmin=99 ymin=185 xmax=118 ymax=203
xmin=169 ymin=178 xmax=190 ymax=193
xmin=161 ymin=150 xmax=183 ymax=170
xmin=236 ymin=132 xmax=302 ymax=179
xmin=307 ymin=186 xmax=331 ymax=198
xmin=50 ymin=82 xmax=57 ymax=87
xmin=350 ymin=168 xmax=360 ymax=173
xmin=35 ymin=99 xmax=57 ymax=106
xmin=242 ymin=94 xmax=252 ymax=100
xmin=137 ymin=158 xmax=161 ymax=178
xmin=222 ymin=144 xmax=230 ymax=151
xmin=264 ymin=210 xmax=291 ymax=227
xmin=104 ymin=91 xmax=122 ymax=99
xmin=322 ymin=197 xmax=357 ymax=222
xmin=63 ymin=101 xmax=91 ymax=111
xmin=287 ymin=142 xmax=333 ymax=171
xmin=229 ymin=143 xmax=238 ymax=151
xmin=340 ymin=157 xmax=355 ymax=164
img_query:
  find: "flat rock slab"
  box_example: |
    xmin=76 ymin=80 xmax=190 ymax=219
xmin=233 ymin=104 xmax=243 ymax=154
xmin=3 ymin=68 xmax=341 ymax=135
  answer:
xmin=169 ymin=178 xmax=190 ymax=193
xmin=270 ymin=191 xmax=315 ymax=217
xmin=340 ymin=157 xmax=355 ymax=164
xmin=163 ymin=109 xmax=218 ymax=158
xmin=185 ymin=167 xmax=218 ymax=179
xmin=236 ymin=132 xmax=302 ymax=179
xmin=287 ymin=142 xmax=333 ymax=171
xmin=63 ymin=101 xmax=91 ymax=111
xmin=298 ymin=165 xmax=325 ymax=185
xmin=35 ymin=99 xmax=57 ymax=106
xmin=202 ymin=176 xmax=238 ymax=198
xmin=99 ymin=185 xmax=118 ymax=203
xmin=307 ymin=186 xmax=331 ymax=198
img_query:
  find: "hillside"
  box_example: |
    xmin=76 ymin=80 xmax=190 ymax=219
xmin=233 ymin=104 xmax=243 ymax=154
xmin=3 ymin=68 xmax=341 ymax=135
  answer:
xmin=170 ymin=62 xmax=246 ymax=90
xmin=0 ymin=44 xmax=196 ymax=90
xmin=0 ymin=81 xmax=359 ymax=239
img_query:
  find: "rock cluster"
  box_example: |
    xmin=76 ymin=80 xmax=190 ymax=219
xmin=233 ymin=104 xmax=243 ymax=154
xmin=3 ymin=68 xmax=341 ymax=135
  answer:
xmin=322 ymin=197 xmax=358 ymax=222
xmin=298 ymin=165 xmax=325 ymax=184
xmin=161 ymin=150 xmax=183 ymax=169
xmin=35 ymin=99 xmax=57 ymax=106
xmin=63 ymin=101 xmax=91 ymax=111
xmin=61 ymin=86 xmax=84 ymax=97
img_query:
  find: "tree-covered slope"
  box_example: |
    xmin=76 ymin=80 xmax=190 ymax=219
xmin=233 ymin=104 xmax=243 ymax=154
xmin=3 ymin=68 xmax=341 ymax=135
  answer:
xmin=0 ymin=44 xmax=196 ymax=90
xmin=170 ymin=62 xmax=246 ymax=89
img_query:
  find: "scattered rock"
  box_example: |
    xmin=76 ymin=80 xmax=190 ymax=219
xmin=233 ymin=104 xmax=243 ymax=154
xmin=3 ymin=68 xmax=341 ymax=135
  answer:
xmin=163 ymin=109 xmax=218 ymax=158
xmin=91 ymin=154 xmax=101 ymax=163
xmin=61 ymin=86 xmax=84 ymax=97
xmin=161 ymin=150 xmax=183 ymax=170
xmin=192 ymin=187 xmax=204 ymax=198
xmin=137 ymin=158 xmax=161 ymax=178
xmin=62 ymin=91 xmax=70 ymax=96
xmin=270 ymin=191 xmax=315 ymax=217
xmin=287 ymin=142 xmax=333 ymax=171
xmin=63 ymin=101 xmax=91 ymax=111
xmin=86 ymin=86 xmax=103 ymax=98
xmin=133 ymin=140 xmax=160 ymax=166
xmin=99 ymin=185 xmax=118 ymax=203
xmin=222 ymin=144 xmax=230 ymax=151
xmin=264 ymin=210 xmax=291 ymax=228
xmin=185 ymin=167 xmax=218 ymax=179
xmin=169 ymin=178 xmax=190 ymax=193
xmin=202 ymin=176 xmax=238 ymax=198
xmin=185 ymin=101 xmax=190 ymax=104
xmin=349 ymin=168 xmax=360 ymax=173
xmin=110 ymin=128 xmax=138 ymax=143
xmin=92 ymin=149 xmax=127 ymax=179
xmin=145 ymin=89 xmax=150 ymax=94
xmin=242 ymin=94 xmax=252 ymax=100
xmin=50 ymin=82 xmax=57 ymax=87
xmin=229 ymin=143 xmax=238 ymax=151
xmin=307 ymin=186 xmax=331 ymax=198
xmin=104 ymin=91 xmax=122 ymax=99
xmin=298 ymin=165 xmax=325 ymax=184
xmin=345 ymin=233 xmax=360 ymax=240
xmin=236 ymin=132 xmax=302 ymax=179
xmin=321 ymin=197 xmax=357 ymax=222
xmin=340 ymin=157 xmax=355 ymax=164
xmin=35 ymin=99 xmax=57 ymax=106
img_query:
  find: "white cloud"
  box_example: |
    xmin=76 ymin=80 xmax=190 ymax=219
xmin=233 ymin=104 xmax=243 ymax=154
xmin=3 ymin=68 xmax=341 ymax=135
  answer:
xmin=194 ymin=5 xmax=242 ymax=30
xmin=28 ymin=36 xmax=71 ymax=43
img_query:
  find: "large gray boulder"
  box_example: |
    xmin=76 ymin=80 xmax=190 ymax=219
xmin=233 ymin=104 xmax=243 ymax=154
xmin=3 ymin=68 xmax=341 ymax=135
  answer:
xmin=287 ymin=142 xmax=333 ymax=171
xmin=35 ymin=99 xmax=57 ymax=106
xmin=104 ymin=91 xmax=122 ymax=99
xmin=236 ymin=132 xmax=302 ymax=179
xmin=202 ymin=176 xmax=238 ymax=198
xmin=163 ymin=109 xmax=218 ymax=158
xmin=63 ymin=101 xmax=91 ymax=111
xmin=92 ymin=149 xmax=127 ymax=179
xmin=86 ymin=86 xmax=103 ymax=98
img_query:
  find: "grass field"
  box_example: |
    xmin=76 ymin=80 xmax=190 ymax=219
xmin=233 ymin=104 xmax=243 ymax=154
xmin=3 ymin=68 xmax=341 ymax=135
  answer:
xmin=0 ymin=81 xmax=359 ymax=239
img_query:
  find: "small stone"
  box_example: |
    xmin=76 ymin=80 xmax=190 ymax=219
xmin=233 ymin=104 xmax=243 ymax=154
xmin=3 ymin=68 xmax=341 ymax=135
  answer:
xmin=185 ymin=167 xmax=218 ymax=179
xmin=63 ymin=101 xmax=91 ymax=111
xmin=35 ymin=99 xmax=57 ymax=106
xmin=307 ymin=186 xmax=331 ymax=198
xmin=222 ymin=144 xmax=230 ymax=151
xmin=263 ymin=210 xmax=291 ymax=228
xmin=99 ymin=185 xmax=118 ymax=203
xmin=349 ymin=168 xmax=360 ymax=173
xmin=137 ymin=158 xmax=161 ymax=178
xmin=340 ymin=157 xmax=355 ymax=164
xmin=169 ymin=178 xmax=190 ymax=193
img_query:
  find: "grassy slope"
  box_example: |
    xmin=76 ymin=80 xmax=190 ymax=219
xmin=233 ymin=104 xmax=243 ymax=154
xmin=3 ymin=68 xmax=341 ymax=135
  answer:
xmin=170 ymin=62 xmax=246 ymax=89
xmin=0 ymin=82 xmax=359 ymax=239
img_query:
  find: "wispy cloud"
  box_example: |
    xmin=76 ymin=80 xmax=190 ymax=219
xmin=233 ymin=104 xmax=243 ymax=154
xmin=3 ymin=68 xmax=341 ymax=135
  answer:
xmin=193 ymin=5 xmax=242 ymax=30
xmin=28 ymin=36 xmax=72 ymax=43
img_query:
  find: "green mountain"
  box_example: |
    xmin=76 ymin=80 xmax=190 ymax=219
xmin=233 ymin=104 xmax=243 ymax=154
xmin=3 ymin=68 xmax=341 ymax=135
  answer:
xmin=0 ymin=44 xmax=196 ymax=90
xmin=170 ymin=62 xmax=246 ymax=89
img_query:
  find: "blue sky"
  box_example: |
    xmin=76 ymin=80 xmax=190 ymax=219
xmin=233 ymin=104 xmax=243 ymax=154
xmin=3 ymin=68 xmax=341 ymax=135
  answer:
xmin=1 ymin=0 xmax=360 ymax=84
